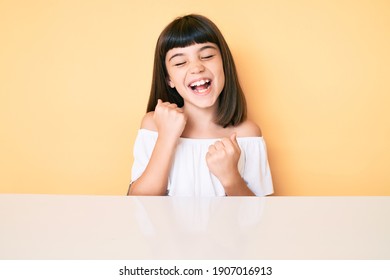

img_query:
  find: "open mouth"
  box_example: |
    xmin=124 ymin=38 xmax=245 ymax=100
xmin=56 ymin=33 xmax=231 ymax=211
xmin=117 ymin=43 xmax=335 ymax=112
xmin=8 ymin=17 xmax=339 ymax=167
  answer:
xmin=188 ymin=79 xmax=211 ymax=94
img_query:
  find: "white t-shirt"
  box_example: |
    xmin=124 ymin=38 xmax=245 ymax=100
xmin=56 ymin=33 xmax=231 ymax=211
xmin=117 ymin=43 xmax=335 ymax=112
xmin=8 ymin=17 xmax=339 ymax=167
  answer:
xmin=131 ymin=129 xmax=273 ymax=196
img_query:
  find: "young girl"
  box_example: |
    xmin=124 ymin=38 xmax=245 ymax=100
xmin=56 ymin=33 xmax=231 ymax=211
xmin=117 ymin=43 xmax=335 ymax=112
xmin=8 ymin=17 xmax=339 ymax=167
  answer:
xmin=128 ymin=14 xmax=273 ymax=196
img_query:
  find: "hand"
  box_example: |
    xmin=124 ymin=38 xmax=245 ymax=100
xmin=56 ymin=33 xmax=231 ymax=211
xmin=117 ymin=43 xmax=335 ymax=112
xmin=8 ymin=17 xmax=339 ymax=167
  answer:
xmin=153 ymin=99 xmax=187 ymax=141
xmin=206 ymin=133 xmax=241 ymax=186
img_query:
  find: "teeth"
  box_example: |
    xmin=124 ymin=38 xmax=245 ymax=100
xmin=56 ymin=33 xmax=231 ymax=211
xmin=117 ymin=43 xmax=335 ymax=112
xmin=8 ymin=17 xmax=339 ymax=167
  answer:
xmin=189 ymin=79 xmax=210 ymax=87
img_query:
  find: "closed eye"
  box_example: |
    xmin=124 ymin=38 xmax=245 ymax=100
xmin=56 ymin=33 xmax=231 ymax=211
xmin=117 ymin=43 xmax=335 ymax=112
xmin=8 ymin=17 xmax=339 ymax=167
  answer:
xmin=201 ymin=55 xmax=215 ymax=60
xmin=174 ymin=61 xmax=186 ymax=67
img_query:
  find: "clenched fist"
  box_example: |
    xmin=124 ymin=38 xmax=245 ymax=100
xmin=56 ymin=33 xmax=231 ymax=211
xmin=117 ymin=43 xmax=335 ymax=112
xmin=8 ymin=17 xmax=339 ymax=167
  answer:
xmin=153 ymin=99 xmax=187 ymax=142
xmin=206 ymin=133 xmax=241 ymax=186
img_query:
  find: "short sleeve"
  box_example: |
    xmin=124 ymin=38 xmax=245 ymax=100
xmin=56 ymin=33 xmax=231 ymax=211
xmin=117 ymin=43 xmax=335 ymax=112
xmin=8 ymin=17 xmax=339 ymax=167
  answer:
xmin=239 ymin=137 xmax=274 ymax=196
xmin=131 ymin=129 xmax=157 ymax=182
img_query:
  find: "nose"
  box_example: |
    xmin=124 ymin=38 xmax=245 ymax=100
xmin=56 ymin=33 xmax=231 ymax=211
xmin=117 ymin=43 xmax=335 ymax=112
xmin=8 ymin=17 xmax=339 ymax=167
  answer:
xmin=189 ymin=60 xmax=205 ymax=74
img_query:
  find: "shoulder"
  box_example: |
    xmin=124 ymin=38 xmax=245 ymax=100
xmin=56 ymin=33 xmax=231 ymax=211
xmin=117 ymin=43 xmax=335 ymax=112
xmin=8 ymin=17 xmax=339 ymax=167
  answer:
xmin=234 ymin=119 xmax=262 ymax=137
xmin=140 ymin=112 xmax=157 ymax=131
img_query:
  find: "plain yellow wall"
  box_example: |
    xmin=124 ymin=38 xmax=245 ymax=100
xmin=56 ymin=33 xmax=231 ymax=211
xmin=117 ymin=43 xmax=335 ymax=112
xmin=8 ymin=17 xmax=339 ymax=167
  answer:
xmin=1 ymin=0 xmax=389 ymax=195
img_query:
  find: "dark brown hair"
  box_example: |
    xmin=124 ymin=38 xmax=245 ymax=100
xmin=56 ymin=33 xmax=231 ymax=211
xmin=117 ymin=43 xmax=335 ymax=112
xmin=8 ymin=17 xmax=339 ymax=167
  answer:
xmin=147 ymin=14 xmax=247 ymax=127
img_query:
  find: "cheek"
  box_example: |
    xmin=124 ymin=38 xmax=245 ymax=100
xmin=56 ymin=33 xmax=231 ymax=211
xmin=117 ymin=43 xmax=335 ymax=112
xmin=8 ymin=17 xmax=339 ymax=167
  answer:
xmin=168 ymin=70 xmax=184 ymax=85
xmin=216 ymin=68 xmax=225 ymax=88
xmin=220 ymin=71 xmax=225 ymax=85
xmin=214 ymin=61 xmax=225 ymax=85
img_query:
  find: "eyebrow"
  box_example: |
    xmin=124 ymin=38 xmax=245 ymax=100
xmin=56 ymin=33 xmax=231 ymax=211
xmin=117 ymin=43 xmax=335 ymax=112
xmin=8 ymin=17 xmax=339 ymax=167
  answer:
xmin=168 ymin=45 xmax=218 ymax=62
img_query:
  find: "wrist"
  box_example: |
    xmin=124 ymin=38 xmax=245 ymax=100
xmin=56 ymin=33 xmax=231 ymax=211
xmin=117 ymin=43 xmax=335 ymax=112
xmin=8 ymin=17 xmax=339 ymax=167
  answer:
xmin=157 ymin=133 xmax=180 ymax=146
xmin=220 ymin=171 xmax=255 ymax=196
xmin=219 ymin=170 xmax=242 ymax=188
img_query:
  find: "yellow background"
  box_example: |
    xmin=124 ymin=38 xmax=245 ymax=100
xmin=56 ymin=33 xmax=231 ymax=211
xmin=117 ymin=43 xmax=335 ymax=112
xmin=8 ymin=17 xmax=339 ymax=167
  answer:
xmin=1 ymin=0 xmax=389 ymax=195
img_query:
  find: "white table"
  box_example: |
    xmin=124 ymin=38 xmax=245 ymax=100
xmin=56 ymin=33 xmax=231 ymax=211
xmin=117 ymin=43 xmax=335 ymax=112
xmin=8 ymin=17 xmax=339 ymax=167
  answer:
xmin=0 ymin=195 xmax=389 ymax=259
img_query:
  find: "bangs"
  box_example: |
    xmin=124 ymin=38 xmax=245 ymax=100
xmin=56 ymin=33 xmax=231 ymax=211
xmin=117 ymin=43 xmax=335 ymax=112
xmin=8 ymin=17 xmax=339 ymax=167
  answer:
xmin=159 ymin=16 xmax=220 ymax=56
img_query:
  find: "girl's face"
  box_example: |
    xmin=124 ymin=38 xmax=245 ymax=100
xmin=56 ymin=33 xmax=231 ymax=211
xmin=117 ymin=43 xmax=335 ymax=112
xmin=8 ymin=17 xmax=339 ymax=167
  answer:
xmin=165 ymin=42 xmax=225 ymax=111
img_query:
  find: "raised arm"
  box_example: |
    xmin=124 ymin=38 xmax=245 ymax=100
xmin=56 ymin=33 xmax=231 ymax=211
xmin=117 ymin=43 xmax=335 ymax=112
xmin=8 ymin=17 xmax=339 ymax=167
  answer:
xmin=206 ymin=133 xmax=255 ymax=196
xmin=206 ymin=120 xmax=263 ymax=196
xmin=128 ymin=100 xmax=187 ymax=195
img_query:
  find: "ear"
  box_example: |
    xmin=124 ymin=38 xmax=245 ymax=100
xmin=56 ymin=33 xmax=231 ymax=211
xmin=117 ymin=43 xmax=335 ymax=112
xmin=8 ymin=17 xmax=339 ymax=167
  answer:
xmin=167 ymin=78 xmax=175 ymax=88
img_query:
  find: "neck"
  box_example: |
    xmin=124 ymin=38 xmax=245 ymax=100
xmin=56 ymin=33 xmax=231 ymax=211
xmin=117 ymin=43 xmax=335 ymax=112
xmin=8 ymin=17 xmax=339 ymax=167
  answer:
xmin=181 ymin=105 xmax=220 ymax=138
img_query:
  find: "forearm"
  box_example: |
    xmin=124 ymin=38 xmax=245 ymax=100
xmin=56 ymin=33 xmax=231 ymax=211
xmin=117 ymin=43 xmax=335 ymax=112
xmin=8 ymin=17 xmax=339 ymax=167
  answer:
xmin=128 ymin=136 xmax=177 ymax=196
xmin=221 ymin=171 xmax=255 ymax=196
